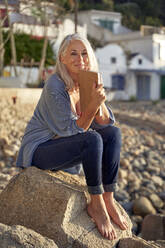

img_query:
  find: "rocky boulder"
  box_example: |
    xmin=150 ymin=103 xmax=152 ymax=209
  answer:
xmin=133 ymin=196 xmax=156 ymax=217
xmin=0 ymin=223 xmax=58 ymax=248
xmin=141 ymin=214 xmax=165 ymax=241
xmin=0 ymin=166 xmax=132 ymax=248
xmin=119 ymin=236 xmax=164 ymax=248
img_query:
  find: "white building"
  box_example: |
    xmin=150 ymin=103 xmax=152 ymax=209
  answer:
xmin=96 ymin=43 xmax=127 ymax=88
xmin=96 ymin=43 xmax=162 ymax=100
xmin=95 ymin=24 xmax=165 ymax=100
xmin=1 ymin=1 xmax=87 ymax=87
xmin=127 ymin=54 xmax=160 ymax=100
xmin=67 ymin=9 xmax=131 ymax=45
xmin=110 ymin=31 xmax=165 ymax=70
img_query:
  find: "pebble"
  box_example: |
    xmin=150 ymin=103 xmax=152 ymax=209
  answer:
xmin=149 ymin=193 xmax=164 ymax=209
xmin=133 ymin=196 xmax=156 ymax=217
xmin=151 ymin=175 xmax=164 ymax=187
xmin=159 ymin=191 xmax=165 ymax=201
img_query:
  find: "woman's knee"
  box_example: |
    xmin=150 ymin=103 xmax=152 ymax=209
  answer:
xmin=85 ymin=130 xmax=103 ymax=149
xmin=111 ymin=126 xmax=121 ymax=139
xmin=109 ymin=126 xmax=122 ymax=145
xmin=102 ymin=126 xmax=122 ymax=145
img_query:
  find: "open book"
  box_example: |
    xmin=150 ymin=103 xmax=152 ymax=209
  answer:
xmin=78 ymin=70 xmax=102 ymax=115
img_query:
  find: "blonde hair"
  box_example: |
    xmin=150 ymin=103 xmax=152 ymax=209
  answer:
xmin=54 ymin=33 xmax=99 ymax=90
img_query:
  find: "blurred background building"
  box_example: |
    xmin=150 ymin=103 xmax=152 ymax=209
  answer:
xmin=0 ymin=0 xmax=165 ymax=101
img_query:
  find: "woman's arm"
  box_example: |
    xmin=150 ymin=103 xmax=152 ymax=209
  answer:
xmin=76 ymin=103 xmax=98 ymax=131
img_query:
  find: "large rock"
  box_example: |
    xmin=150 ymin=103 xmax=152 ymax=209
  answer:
xmin=0 ymin=223 xmax=58 ymax=248
xmin=0 ymin=167 xmax=132 ymax=248
xmin=133 ymin=196 xmax=156 ymax=217
xmin=141 ymin=214 xmax=165 ymax=241
xmin=119 ymin=236 xmax=163 ymax=248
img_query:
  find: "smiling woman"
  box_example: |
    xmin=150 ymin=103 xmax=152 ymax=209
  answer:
xmin=55 ymin=34 xmax=98 ymax=90
xmin=61 ymin=40 xmax=89 ymax=74
xmin=16 ymin=33 xmax=128 ymax=240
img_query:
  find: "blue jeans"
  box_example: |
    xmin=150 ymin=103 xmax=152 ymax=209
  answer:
xmin=32 ymin=126 xmax=121 ymax=195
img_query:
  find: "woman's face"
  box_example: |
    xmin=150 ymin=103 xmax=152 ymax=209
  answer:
xmin=61 ymin=40 xmax=90 ymax=76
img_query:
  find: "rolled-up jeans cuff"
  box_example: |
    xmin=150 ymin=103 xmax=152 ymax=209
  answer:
xmin=103 ymin=183 xmax=118 ymax=192
xmin=88 ymin=184 xmax=104 ymax=195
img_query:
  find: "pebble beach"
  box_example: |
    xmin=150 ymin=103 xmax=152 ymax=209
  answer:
xmin=0 ymin=97 xmax=165 ymax=235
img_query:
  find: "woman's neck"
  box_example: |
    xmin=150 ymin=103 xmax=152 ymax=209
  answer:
xmin=69 ymin=71 xmax=78 ymax=84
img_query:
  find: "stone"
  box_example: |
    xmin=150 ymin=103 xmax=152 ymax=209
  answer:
xmin=115 ymin=191 xmax=130 ymax=202
xmin=0 ymin=223 xmax=58 ymax=248
xmin=0 ymin=167 xmax=132 ymax=248
xmin=152 ymin=176 xmax=164 ymax=186
xmin=132 ymin=159 xmax=141 ymax=167
xmin=144 ymin=136 xmax=155 ymax=147
xmin=139 ymin=157 xmax=146 ymax=166
xmin=127 ymin=171 xmax=139 ymax=182
xmin=0 ymin=138 xmax=7 ymax=149
xmin=149 ymin=194 xmax=164 ymax=209
xmin=151 ymin=176 xmax=164 ymax=187
xmin=120 ymin=158 xmax=130 ymax=168
xmin=122 ymin=202 xmax=133 ymax=215
xmin=141 ymin=214 xmax=165 ymax=241
xmin=130 ymin=179 xmax=141 ymax=190
xmin=0 ymin=173 xmax=11 ymax=182
xmin=155 ymin=240 xmax=165 ymax=247
xmin=0 ymin=150 xmax=4 ymax=160
xmin=143 ymin=171 xmax=151 ymax=179
xmin=118 ymin=236 xmax=162 ymax=248
xmin=147 ymin=166 xmax=160 ymax=175
xmin=159 ymin=191 xmax=165 ymax=201
xmin=133 ymin=197 xmax=156 ymax=217
xmin=118 ymin=179 xmax=128 ymax=189
xmin=118 ymin=168 xmax=128 ymax=179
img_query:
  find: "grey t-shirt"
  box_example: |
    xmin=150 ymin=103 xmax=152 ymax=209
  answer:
xmin=16 ymin=73 xmax=115 ymax=168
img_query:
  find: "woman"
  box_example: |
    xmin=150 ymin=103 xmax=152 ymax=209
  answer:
xmin=16 ymin=33 xmax=128 ymax=240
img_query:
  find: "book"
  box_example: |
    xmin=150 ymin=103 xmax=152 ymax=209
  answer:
xmin=78 ymin=70 xmax=102 ymax=115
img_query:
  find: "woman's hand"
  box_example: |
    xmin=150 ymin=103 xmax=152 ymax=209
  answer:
xmin=76 ymin=83 xmax=106 ymax=131
xmin=89 ymin=83 xmax=106 ymax=113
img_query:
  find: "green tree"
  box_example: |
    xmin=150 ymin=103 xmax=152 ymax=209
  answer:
xmin=78 ymin=0 xmax=114 ymax=11
xmin=133 ymin=0 xmax=161 ymax=18
xmin=114 ymin=2 xmax=141 ymax=30
xmin=3 ymin=32 xmax=55 ymax=66
xmin=114 ymin=0 xmax=164 ymax=30
xmin=145 ymin=17 xmax=162 ymax=27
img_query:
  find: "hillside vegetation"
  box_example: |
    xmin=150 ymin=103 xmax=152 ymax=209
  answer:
xmin=61 ymin=0 xmax=165 ymax=30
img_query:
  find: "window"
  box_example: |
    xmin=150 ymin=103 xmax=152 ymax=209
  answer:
xmin=97 ymin=19 xmax=115 ymax=32
xmin=111 ymin=57 xmax=116 ymax=64
xmin=111 ymin=75 xmax=125 ymax=90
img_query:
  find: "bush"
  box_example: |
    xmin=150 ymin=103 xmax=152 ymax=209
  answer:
xmin=129 ymin=95 xmax=137 ymax=102
xmin=3 ymin=32 xmax=55 ymax=67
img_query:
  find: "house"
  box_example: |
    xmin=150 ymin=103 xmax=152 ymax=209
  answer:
xmin=127 ymin=54 xmax=160 ymax=100
xmin=67 ymin=9 xmax=131 ymax=45
xmin=95 ymin=43 xmax=127 ymax=100
xmin=96 ymin=43 xmax=162 ymax=100
xmin=66 ymin=9 xmax=165 ymax=100
xmin=95 ymin=24 xmax=165 ymax=100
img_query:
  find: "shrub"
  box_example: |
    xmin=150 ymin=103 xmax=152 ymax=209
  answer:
xmin=3 ymin=32 xmax=55 ymax=67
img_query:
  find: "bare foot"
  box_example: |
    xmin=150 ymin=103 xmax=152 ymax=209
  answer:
xmin=87 ymin=198 xmax=117 ymax=240
xmin=103 ymin=194 xmax=128 ymax=230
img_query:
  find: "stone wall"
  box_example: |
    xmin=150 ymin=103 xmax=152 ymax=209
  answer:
xmin=0 ymin=88 xmax=42 ymax=104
